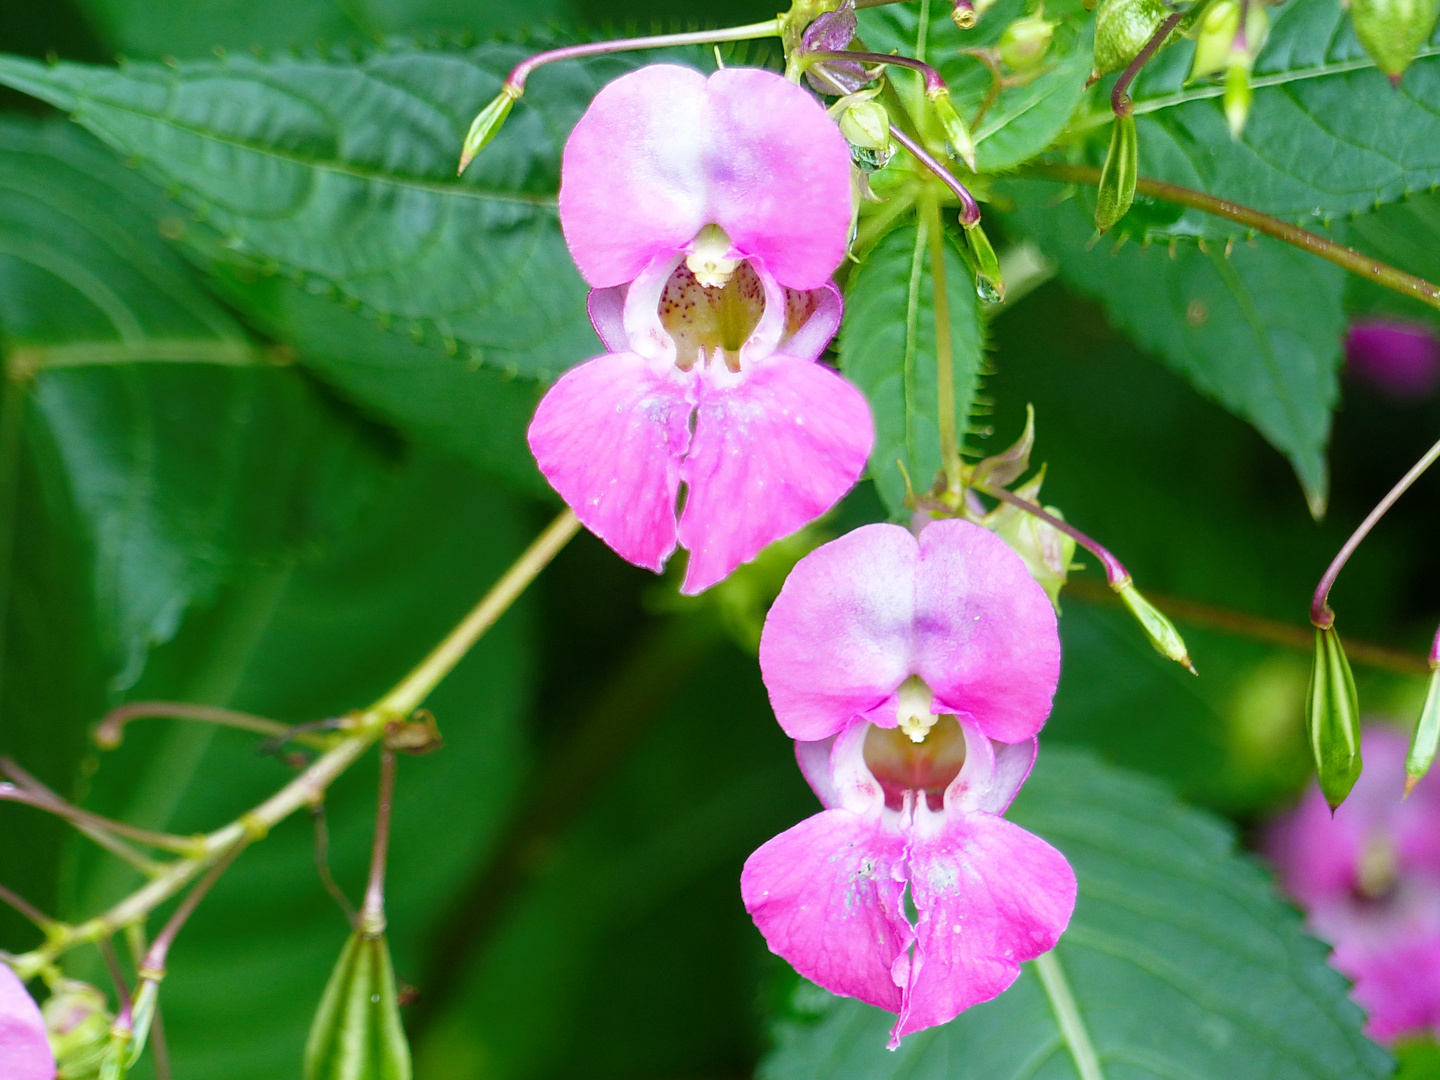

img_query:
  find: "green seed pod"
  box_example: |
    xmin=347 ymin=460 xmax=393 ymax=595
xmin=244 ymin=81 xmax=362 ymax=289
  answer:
xmin=1405 ymin=664 xmax=1440 ymax=795
xmin=1093 ymin=0 xmax=1177 ymax=76
xmin=44 ymin=981 xmax=112 ymax=1080
xmin=1189 ymin=0 xmax=1241 ymax=79
xmin=928 ymin=89 xmax=978 ymax=171
xmin=986 ymin=471 xmax=1076 ymax=611
xmin=1115 ymin=577 xmax=1196 ymax=672
xmin=998 ymin=10 xmax=1059 ymax=70
xmin=962 ymin=221 xmax=1005 ymax=302
xmin=1095 ymin=113 xmax=1139 ymax=233
xmin=305 ymin=932 xmax=412 ymax=1080
xmin=1307 ymin=625 xmax=1363 ymax=810
xmin=1351 ymin=0 xmax=1440 ymax=80
xmin=458 ymin=86 xmax=519 ymax=173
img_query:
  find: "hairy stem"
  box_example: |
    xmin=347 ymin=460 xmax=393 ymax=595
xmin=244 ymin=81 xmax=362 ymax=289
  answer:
xmin=503 ymin=20 xmax=782 ymax=94
xmin=1311 ymin=436 xmax=1440 ymax=627
xmin=1019 ymin=163 xmax=1440 ymax=313
xmin=1111 ymin=13 xmax=1185 ymax=116
xmin=923 ymin=195 xmax=963 ymax=495
xmin=359 ymin=750 xmax=396 ymax=937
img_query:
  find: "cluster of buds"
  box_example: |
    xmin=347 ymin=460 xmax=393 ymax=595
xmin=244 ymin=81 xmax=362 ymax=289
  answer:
xmin=1189 ymin=0 xmax=1270 ymax=136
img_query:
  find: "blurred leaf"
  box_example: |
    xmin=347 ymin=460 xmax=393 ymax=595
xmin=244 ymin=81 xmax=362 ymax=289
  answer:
xmin=1108 ymin=0 xmax=1440 ymax=239
xmin=760 ymin=746 xmax=1390 ymax=1080
xmin=69 ymin=452 xmax=536 ymax=1079
xmin=0 ymin=44 xmax=627 ymax=383
xmin=1004 ymin=183 xmax=1346 ymax=511
xmin=0 ymin=117 xmax=390 ymax=691
xmin=413 ymin=645 xmax=813 ymax=1080
xmin=842 ymin=222 xmax=985 ymax=517
xmin=76 ymin=0 xmax=575 ymax=60
xmin=857 ymin=0 xmax=1094 ymax=172
xmin=1341 ymin=192 xmax=1440 ymax=328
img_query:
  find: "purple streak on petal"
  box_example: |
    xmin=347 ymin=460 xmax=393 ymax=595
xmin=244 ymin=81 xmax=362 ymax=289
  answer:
xmin=759 ymin=524 xmax=920 ymax=741
xmin=560 ymin=65 xmax=711 ymax=288
xmin=677 ymin=355 xmax=873 ymax=594
xmin=895 ymin=809 xmax=1076 ymax=1044
xmin=913 ymin=519 xmax=1062 ymax=743
xmin=0 ymin=965 xmax=55 ymax=1080
xmin=1345 ymin=318 xmax=1440 ymax=402
xmin=741 ymin=808 xmax=912 ymax=1013
xmin=528 ymin=351 xmax=692 ymax=571
xmin=779 ymin=281 xmax=843 ymax=363
xmin=587 ymin=285 xmax=629 ymax=354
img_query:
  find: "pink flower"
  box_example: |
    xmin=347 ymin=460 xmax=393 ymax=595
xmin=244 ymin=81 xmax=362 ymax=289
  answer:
xmin=742 ymin=520 xmax=1075 ymax=1046
xmin=529 ymin=64 xmax=872 ymax=594
xmin=0 ymin=965 xmax=55 ymax=1080
xmin=1265 ymin=726 xmax=1440 ymax=1042
xmin=1345 ymin=318 xmax=1440 ymax=402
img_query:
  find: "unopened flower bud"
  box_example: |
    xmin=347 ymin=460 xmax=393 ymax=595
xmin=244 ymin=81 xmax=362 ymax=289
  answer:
xmin=1307 ymin=625 xmax=1363 ymax=810
xmin=928 ymin=89 xmax=978 ymax=171
xmin=1095 ymin=113 xmax=1138 ymax=233
xmin=1405 ymin=661 xmax=1440 ymax=795
xmin=952 ymin=0 xmax=979 ymax=28
xmin=457 ymin=85 xmax=519 ymax=174
xmin=45 ymin=981 xmax=112 ymax=1079
xmin=987 ymin=471 xmax=1076 ymax=609
xmin=963 ymin=220 xmax=1005 ymax=302
xmin=1114 ymin=577 xmax=1196 ymax=673
xmin=1223 ymin=62 xmax=1253 ymax=137
xmin=801 ymin=1 xmax=872 ymax=94
xmin=1350 ymin=0 xmax=1440 ymax=81
xmin=838 ymin=99 xmax=893 ymax=172
xmin=1093 ymin=0 xmax=1177 ymax=76
xmin=998 ymin=10 xmax=1059 ymax=71
xmin=305 ymin=932 xmax=411 ymax=1080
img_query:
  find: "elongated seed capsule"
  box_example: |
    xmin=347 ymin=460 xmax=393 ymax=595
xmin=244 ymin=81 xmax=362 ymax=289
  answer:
xmin=1095 ymin=114 xmax=1139 ymax=233
xmin=1308 ymin=625 xmax=1364 ymax=810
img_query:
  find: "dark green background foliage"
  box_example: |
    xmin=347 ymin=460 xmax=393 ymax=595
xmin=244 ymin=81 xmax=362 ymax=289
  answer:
xmin=1 ymin=0 xmax=1438 ymax=1077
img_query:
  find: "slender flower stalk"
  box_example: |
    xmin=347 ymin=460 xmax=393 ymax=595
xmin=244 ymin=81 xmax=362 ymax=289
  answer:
xmin=0 ymin=884 xmax=56 ymax=932
xmin=359 ymin=750 xmax=397 ymax=938
xmin=1111 ymin=12 xmax=1186 ymax=115
xmin=889 ymin=125 xmax=982 ymax=225
xmin=800 ymin=50 xmax=947 ymax=95
xmin=94 ymin=702 xmax=332 ymax=752
xmin=1019 ymin=163 xmax=1440 ymax=314
xmin=923 ymin=196 xmax=963 ymax=496
xmin=311 ymin=804 xmax=357 ymax=926
xmin=1311 ymin=437 xmax=1440 ymax=628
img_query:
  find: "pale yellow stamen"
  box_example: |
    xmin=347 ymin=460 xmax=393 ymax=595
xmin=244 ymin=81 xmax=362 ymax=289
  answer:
xmin=896 ymin=675 xmax=940 ymax=744
xmin=684 ymin=224 xmax=742 ymax=289
xmin=1357 ymin=833 xmax=1399 ymax=900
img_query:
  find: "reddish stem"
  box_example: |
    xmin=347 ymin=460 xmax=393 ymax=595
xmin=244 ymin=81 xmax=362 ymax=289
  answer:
xmin=803 ymin=50 xmax=948 ymax=95
xmin=0 ymin=884 xmax=54 ymax=931
xmin=1111 ymin=12 xmax=1184 ymax=116
xmin=140 ymin=842 xmax=246 ymax=977
xmin=973 ymin=481 xmax=1130 ymax=584
xmin=1311 ymin=436 xmax=1440 ymax=627
xmin=1430 ymin=624 xmax=1439 ymax=668
xmin=889 ymin=126 xmax=982 ymax=225
xmin=360 ymin=749 xmax=397 ymax=935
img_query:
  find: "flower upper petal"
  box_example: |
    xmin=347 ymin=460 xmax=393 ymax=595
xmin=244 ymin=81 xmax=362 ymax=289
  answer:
xmin=895 ymin=809 xmax=1076 ymax=1045
xmin=914 ymin=519 xmax=1062 ymax=743
xmin=677 ymin=355 xmax=872 ymax=595
xmin=759 ymin=523 xmax=918 ymax=740
xmin=560 ymin=65 xmax=853 ymax=290
xmin=741 ymin=808 xmax=911 ymax=1014
xmin=528 ymin=351 xmax=692 ymax=571
xmin=0 ymin=965 xmax=55 ymax=1080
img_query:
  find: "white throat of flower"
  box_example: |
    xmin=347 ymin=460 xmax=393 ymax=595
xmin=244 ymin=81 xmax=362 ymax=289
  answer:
xmin=896 ymin=674 xmax=940 ymax=744
xmin=685 ymin=224 xmax=742 ymax=289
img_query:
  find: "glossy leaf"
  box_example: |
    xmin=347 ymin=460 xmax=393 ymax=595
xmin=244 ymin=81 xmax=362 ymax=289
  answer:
xmin=841 ymin=223 xmax=986 ymax=517
xmin=760 ymin=747 xmax=1390 ymax=1080
xmin=1004 ymin=183 xmax=1345 ymax=511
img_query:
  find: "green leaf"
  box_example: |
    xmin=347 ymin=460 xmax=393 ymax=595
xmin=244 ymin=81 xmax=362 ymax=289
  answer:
xmin=76 ymin=0 xmax=575 ymax=61
xmin=0 ymin=44 xmax=621 ymax=382
xmin=0 ymin=117 xmax=390 ymax=691
xmin=1004 ymin=182 xmax=1346 ymax=512
xmin=857 ymin=0 xmax=1094 ymax=172
xmin=1340 ymin=191 xmax=1440 ymax=326
xmin=1102 ymin=0 xmax=1440 ymax=238
xmin=841 ymin=222 xmax=986 ymax=517
xmin=760 ymin=747 xmax=1390 ymax=1080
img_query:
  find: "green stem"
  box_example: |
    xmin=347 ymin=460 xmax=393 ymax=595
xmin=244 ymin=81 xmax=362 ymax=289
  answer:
xmin=1018 ymin=162 xmax=1440 ymax=314
xmin=1034 ymin=951 xmax=1107 ymax=1080
xmin=923 ymin=195 xmax=963 ymax=496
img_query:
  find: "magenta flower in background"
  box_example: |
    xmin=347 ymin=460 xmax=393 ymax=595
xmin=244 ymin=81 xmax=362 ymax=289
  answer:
xmin=742 ymin=520 xmax=1076 ymax=1046
xmin=1265 ymin=726 xmax=1440 ymax=1042
xmin=1345 ymin=318 xmax=1440 ymax=402
xmin=0 ymin=965 xmax=55 ymax=1080
xmin=529 ymin=64 xmax=872 ymax=594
